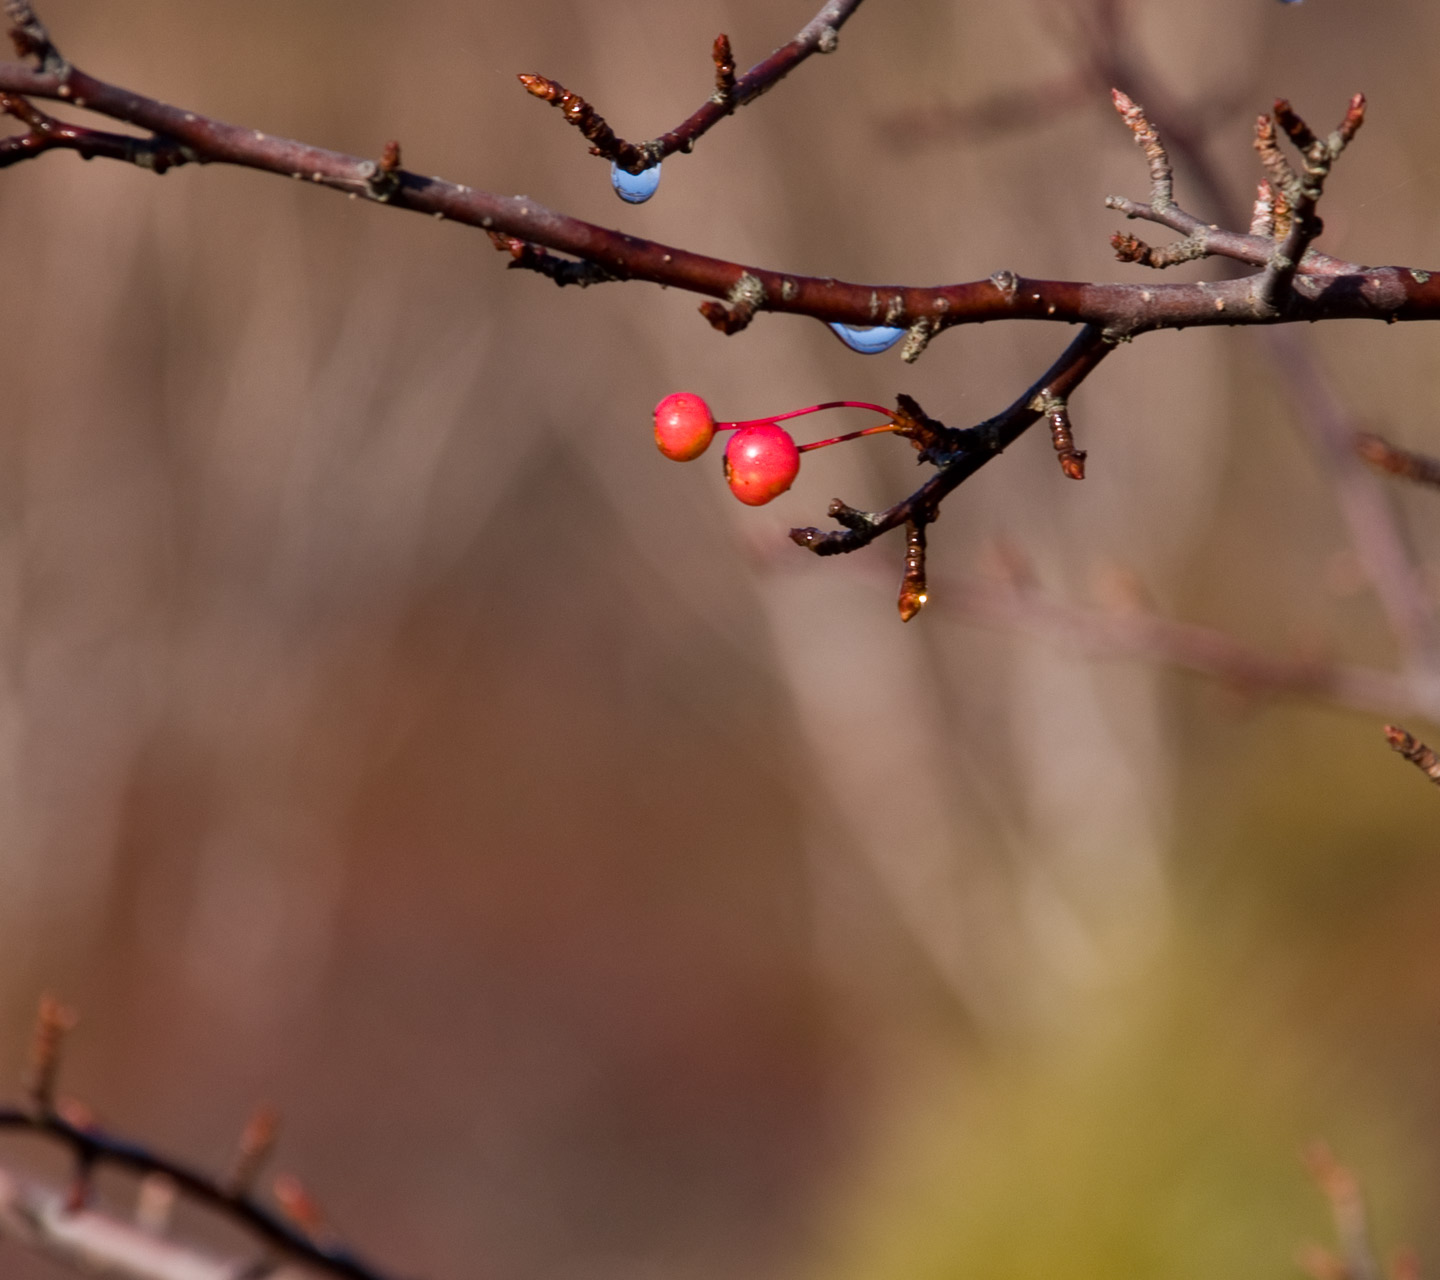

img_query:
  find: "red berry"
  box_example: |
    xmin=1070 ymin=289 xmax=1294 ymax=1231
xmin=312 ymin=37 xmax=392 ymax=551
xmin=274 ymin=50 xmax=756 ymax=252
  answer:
xmin=723 ymin=423 xmax=801 ymax=505
xmin=653 ymin=392 xmax=715 ymax=461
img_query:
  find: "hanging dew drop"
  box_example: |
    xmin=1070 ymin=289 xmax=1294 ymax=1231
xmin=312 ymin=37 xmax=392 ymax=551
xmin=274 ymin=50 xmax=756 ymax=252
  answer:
xmin=829 ymin=323 xmax=906 ymax=355
xmin=611 ymin=160 xmax=662 ymax=204
xmin=1277 ymin=0 xmax=1303 ymax=5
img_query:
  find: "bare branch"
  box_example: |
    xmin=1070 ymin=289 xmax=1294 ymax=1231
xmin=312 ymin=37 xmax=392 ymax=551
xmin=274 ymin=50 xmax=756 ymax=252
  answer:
xmin=0 ymin=90 xmax=191 ymax=171
xmin=790 ymin=326 xmax=1114 ymax=557
xmin=0 ymin=49 xmax=1433 ymax=340
xmin=519 ymin=0 xmax=866 ymax=173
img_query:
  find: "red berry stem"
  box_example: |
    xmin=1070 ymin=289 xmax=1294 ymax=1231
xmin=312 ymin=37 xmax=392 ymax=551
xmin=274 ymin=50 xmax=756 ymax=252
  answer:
xmin=796 ymin=423 xmax=904 ymax=453
xmin=717 ymin=401 xmax=894 ymax=430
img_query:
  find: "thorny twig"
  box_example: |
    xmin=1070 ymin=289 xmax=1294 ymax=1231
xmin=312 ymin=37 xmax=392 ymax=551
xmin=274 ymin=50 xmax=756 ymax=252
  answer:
xmin=0 ymin=1001 xmax=403 ymax=1280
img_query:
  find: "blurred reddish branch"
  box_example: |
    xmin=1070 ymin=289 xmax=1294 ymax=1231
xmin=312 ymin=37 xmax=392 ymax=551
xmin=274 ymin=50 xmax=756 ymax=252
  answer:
xmin=1299 ymin=1142 xmax=1403 ymax=1280
xmin=1358 ymin=434 xmax=1440 ymax=491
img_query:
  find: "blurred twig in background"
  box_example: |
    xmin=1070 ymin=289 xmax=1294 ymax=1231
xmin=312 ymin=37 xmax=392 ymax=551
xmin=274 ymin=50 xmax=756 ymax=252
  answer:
xmin=0 ymin=1000 xmax=401 ymax=1280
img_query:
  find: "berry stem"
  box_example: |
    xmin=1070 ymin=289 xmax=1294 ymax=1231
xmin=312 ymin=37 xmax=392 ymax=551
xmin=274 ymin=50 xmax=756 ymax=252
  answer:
xmin=717 ymin=401 xmax=894 ymax=430
xmin=796 ymin=424 xmax=905 ymax=452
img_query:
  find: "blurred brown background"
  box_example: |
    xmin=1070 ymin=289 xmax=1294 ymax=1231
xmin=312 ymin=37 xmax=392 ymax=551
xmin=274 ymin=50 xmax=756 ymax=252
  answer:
xmin=4 ymin=2 xmax=1440 ymax=1277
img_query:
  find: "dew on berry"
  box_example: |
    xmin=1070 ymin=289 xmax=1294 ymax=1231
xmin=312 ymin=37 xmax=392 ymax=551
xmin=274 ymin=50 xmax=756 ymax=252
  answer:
xmin=653 ymin=392 xmax=715 ymax=461
xmin=829 ymin=323 xmax=905 ymax=354
xmin=724 ymin=423 xmax=801 ymax=505
xmin=611 ymin=161 xmax=662 ymax=204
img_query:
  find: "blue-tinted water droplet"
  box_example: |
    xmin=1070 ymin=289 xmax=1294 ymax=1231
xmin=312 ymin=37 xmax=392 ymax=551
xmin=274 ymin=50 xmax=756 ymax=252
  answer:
xmin=829 ymin=323 xmax=906 ymax=354
xmin=1278 ymin=0 xmax=1303 ymax=6
xmin=611 ymin=160 xmax=661 ymax=204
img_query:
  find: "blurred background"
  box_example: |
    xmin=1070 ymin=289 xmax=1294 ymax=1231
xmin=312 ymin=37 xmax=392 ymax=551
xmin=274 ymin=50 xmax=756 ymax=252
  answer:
xmin=4 ymin=1 xmax=1440 ymax=1276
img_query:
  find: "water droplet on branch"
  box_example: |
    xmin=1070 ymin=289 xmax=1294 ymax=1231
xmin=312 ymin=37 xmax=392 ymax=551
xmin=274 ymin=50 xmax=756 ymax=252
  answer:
xmin=828 ymin=323 xmax=905 ymax=354
xmin=611 ymin=161 xmax=662 ymax=203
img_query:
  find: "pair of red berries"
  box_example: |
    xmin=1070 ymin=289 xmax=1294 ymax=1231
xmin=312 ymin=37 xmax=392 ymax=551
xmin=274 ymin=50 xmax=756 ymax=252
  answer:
xmin=653 ymin=392 xmax=898 ymax=505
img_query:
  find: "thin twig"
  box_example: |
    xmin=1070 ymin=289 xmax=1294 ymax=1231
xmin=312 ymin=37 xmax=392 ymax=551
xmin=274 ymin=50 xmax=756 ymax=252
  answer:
xmin=519 ymin=0 xmax=866 ymax=173
xmin=790 ymin=326 xmax=1114 ymax=556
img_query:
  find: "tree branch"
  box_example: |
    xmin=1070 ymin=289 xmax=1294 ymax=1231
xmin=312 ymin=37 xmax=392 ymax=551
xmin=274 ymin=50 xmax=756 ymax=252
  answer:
xmin=5 ymin=2 xmax=1440 ymax=626
xmin=0 ymin=43 xmax=1436 ymax=340
xmin=789 ymin=324 xmax=1113 ymax=554
xmin=518 ymin=0 xmax=865 ymax=173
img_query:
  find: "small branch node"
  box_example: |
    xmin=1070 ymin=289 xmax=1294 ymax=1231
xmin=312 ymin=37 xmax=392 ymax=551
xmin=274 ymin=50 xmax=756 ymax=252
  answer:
xmin=1250 ymin=179 xmax=1277 ymax=237
xmin=134 ymin=1172 xmax=178 ymax=1235
xmin=362 ymin=139 xmax=402 ymax=201
xmin=1384 ymin=725 xmax=1440 ymax=786
xmin=898 ymin=519 xmax=929 ymax=621
xmin=272 ymin=1173 xmax=332 ymax=1245
xmin=5 ymin=0 xmax=66 ymax=75
xmin=1043 ymin=399 xmax=1086 ymax=480
xmin=228 ymin=1104 xmax=281 ymax=1198
xmin=1254 ymin=95 xmax=1364 ymax=310
xmin=1356 ymin=432 xmax=1440 ymax=488
xmin=486 ymin=230 xmax=620 ymax=287
xmin=900 ymin=316 xmax=938 ymax=363
xmin=711 ymin=34 xmax=737 ymax=108
xmin=891 ymin=392 xmax=962 ymax=462
xmin=828 ymin=499 xmax=879 ymax=532
xmin=25 ymin=995 xmax=76 ymax=1115
xmin=699 ymin=272 xmax=766 ymax=334
xmin=989 ymin=268 xmax=1019 ymax=302
xmin=517 ymin=72 xmax=649 ymax=171
xmin=1254 ymin=112 xmax=1302 ymax=206
xmin=1110 ymin=87 xmax=1173 ymax=210
xmin=1109 ymin=228 xmax=1207 ymax=269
